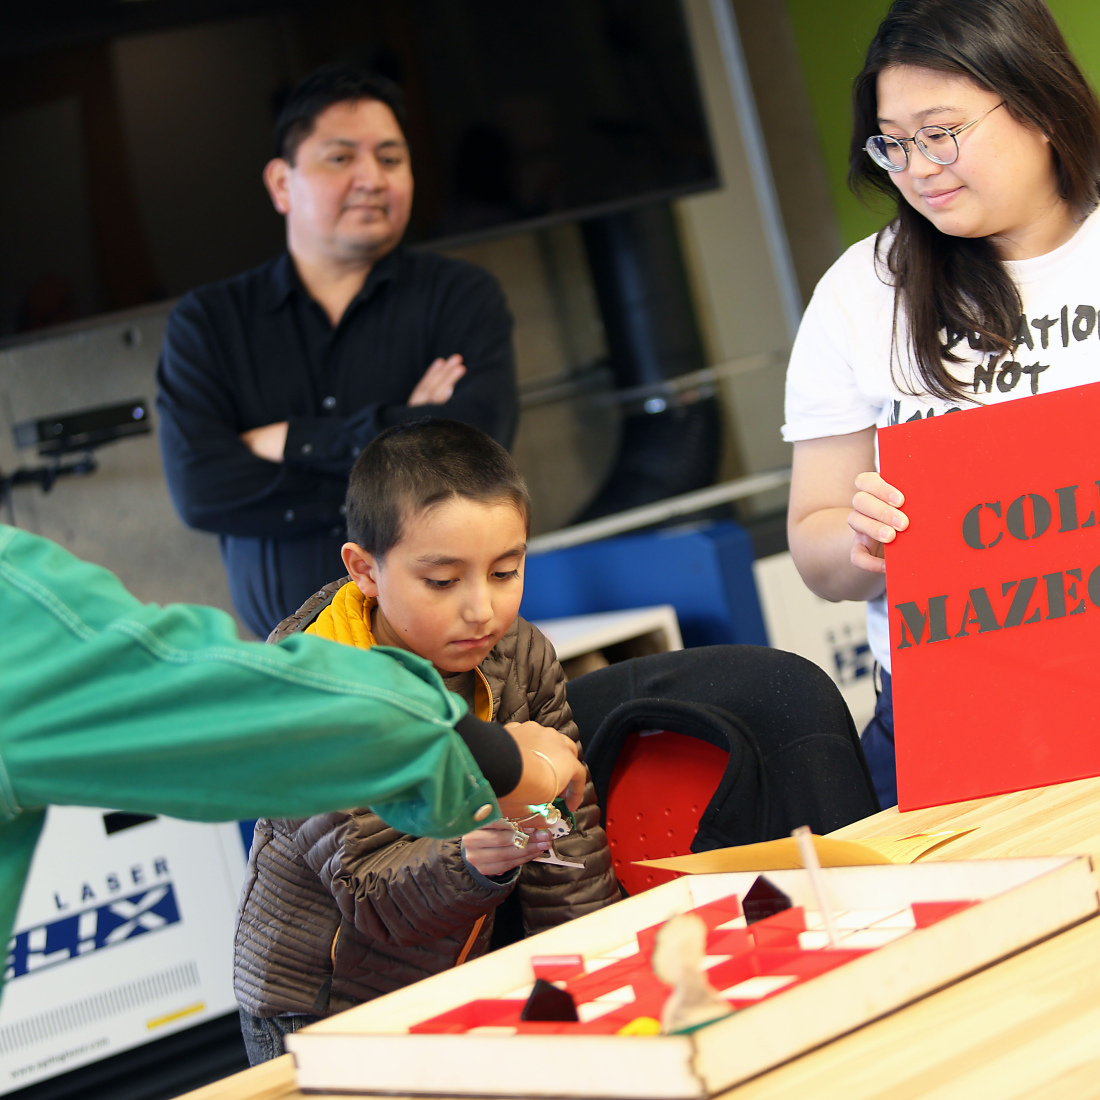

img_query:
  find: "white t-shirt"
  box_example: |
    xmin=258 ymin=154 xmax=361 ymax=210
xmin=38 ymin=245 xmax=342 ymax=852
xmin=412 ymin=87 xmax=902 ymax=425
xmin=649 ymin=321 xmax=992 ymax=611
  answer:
xmin=783 ymin=207 xmax=1100 ymax=672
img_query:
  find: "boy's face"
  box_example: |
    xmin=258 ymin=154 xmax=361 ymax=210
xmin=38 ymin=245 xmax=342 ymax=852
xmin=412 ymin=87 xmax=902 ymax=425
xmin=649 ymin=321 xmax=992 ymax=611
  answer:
xmin=343 ymin=497 xmax=527 ymax=674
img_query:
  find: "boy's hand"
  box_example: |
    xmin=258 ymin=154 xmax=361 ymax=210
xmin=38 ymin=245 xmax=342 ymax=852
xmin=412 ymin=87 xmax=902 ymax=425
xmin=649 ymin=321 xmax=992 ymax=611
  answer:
xmin=462 ymin=819 xmax=550 ymax=877
xmin=501 ymin=721 xmax=585 ymax=815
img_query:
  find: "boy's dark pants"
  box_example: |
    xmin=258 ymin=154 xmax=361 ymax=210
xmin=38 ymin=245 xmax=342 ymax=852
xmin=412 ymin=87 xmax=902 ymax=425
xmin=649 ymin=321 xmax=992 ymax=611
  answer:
xmin=238 ymin=1007 xmax=319 ymax=1065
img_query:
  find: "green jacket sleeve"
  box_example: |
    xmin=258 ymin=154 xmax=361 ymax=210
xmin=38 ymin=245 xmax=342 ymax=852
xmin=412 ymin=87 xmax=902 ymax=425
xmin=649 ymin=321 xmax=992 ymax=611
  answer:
xmin=0 ymin=525 xmax=512 ymax=1007
xmin=0 ymin=525 xmax=502 ymax=835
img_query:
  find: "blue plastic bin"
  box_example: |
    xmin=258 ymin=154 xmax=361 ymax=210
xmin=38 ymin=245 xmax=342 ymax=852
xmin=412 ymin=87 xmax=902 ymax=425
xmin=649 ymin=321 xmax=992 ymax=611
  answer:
xmin=521 ymin=521 xmax=767 ymax=648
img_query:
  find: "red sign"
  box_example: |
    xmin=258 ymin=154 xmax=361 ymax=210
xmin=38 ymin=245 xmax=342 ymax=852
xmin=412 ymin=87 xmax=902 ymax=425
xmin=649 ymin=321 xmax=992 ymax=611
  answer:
xmin=880 ymin=381 xmax=1100 ymax=810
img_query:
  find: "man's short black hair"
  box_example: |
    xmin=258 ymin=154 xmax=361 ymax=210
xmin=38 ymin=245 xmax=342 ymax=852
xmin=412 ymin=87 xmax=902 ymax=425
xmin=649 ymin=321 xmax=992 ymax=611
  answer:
xmin=274 ymin=64 xmax=408 ymax=164
xmin=346 ymin=419 xmax=531 ymax=558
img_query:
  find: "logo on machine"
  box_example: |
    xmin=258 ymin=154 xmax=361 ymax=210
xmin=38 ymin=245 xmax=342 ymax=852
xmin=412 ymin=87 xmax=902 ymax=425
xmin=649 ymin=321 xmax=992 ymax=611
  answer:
xmin=827 ymin=623 xmax=872 ymax=686
xmin=4 ymin=884 xmax=181 ymax=981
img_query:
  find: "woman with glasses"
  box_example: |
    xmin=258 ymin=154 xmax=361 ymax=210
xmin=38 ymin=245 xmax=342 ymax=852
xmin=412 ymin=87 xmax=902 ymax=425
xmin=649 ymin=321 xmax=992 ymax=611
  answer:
xmin=783 ymin=0 xmax=1100 ymax=808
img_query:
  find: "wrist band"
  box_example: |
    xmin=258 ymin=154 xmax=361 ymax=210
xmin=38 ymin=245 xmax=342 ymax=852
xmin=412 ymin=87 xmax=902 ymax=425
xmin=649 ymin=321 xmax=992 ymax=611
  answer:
xmin=532 ymin=749 xmax=559 ymax=804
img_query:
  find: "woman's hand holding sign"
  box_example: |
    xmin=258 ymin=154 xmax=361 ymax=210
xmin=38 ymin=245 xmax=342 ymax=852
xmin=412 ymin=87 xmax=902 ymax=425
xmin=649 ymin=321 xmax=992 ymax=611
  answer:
xmin=850 ymin=470 xmax=909 ymax=574
xmin=788 ymin=427 xmax=907 ymax=604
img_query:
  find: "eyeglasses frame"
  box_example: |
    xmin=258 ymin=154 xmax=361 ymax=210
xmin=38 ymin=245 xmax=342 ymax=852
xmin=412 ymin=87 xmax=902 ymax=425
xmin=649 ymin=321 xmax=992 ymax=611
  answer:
xmin=865 ymin=101 xmax=1006 ymax=173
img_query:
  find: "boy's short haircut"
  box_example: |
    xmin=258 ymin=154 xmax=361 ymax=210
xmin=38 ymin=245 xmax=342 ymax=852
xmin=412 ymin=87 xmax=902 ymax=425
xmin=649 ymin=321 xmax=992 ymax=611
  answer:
xmin=345 ymin=418 xmax=531 ymax=557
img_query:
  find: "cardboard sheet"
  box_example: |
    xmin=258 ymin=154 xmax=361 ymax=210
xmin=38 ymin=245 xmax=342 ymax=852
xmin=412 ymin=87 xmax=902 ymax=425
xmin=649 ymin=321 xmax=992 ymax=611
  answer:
xmin=634 ymin=831 xmax=975 ymax=873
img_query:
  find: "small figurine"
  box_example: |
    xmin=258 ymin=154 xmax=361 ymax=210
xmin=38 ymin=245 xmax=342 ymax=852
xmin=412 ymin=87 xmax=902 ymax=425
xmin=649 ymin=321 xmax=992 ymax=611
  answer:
xmin=521 ymin=978 xmax=579 ymax=1022
xmin=742 ymin=876 xmax=793 ymax=924
xmin=651 ymin=914 xmax=733 ymax=1034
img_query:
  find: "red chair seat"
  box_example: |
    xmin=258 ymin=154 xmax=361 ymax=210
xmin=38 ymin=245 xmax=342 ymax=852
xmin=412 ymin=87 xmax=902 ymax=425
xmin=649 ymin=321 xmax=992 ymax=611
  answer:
xmin=603 ymin=729 xmax=728 ymax=895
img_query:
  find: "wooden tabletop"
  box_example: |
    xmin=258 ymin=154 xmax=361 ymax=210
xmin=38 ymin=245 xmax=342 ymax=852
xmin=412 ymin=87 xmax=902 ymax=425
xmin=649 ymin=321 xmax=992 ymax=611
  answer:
xmin=177 ymin=775 xmax=1100 ymax=1100
xmin=832 ymin=773 xmax=1100 ymax=870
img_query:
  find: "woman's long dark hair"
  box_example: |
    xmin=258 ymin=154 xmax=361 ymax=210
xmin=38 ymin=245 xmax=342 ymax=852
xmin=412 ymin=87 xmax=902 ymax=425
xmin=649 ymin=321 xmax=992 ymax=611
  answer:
xmin=850 ymin=0 xmax=1100 ymax=402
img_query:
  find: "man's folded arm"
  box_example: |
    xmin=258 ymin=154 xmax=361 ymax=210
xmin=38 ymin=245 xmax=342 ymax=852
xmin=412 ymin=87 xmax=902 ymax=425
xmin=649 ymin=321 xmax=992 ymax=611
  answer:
xmin=157 ymin=299 xmax=348 ymax=538
xmin=379 ymin=267 xmax=517 ymax=447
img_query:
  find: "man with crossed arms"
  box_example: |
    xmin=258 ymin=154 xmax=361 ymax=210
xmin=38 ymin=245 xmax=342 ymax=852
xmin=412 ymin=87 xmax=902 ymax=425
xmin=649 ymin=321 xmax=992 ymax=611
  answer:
xmin=158 ymin=66 xmax=517 ymax=637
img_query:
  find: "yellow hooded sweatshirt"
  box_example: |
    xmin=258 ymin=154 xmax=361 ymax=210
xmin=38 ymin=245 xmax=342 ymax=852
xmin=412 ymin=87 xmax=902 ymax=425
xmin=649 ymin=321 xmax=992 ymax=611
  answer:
xmin=305 ymin=581 xmax=495 ymax=722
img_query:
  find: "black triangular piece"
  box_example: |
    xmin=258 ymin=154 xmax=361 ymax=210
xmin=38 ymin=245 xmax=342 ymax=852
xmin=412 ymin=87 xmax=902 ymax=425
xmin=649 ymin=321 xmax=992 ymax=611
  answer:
xmin=742 ymin=875 xmax=792 ymax=925
xmin=520 ymin=977 xmax=579 ymax=1021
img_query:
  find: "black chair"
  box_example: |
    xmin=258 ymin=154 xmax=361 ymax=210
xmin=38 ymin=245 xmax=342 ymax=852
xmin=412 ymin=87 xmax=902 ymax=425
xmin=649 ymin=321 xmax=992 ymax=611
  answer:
xmin=567 ymin=646 xmax=880 ymax=891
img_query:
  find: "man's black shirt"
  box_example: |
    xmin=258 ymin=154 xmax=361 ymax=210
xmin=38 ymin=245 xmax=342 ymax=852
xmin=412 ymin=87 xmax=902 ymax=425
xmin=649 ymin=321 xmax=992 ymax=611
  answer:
xmin=156 ymin=248 xmax=517 ymax=637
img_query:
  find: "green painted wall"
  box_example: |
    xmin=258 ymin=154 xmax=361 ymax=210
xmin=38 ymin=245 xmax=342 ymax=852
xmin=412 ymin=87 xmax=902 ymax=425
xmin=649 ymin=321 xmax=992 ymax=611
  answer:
xmin=785 ymin=0 xmax=1100 ymax=248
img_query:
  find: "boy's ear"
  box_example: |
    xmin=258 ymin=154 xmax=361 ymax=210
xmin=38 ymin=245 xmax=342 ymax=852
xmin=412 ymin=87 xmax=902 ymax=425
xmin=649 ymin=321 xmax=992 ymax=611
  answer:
xmin=342 ymin=542 xmax=381 ymax=598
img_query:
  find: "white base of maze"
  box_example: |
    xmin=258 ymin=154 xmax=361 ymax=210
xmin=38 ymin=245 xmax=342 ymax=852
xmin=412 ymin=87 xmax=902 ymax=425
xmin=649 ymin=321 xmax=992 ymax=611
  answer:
xmin=287 ymin=858 xmax=1097 ymax=1098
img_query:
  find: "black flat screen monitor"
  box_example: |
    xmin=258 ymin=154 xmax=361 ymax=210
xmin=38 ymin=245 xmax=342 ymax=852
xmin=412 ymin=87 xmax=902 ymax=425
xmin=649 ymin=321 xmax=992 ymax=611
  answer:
xmin=0 ymin=0 xmax=718 ymax=336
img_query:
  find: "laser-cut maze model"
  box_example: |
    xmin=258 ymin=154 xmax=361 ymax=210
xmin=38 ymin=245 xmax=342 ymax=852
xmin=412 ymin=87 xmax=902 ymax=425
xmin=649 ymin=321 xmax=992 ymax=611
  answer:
xmin=287 ymin=859 xmax=1098 ymax=1098
xmin=400 ymin=878 xmax=969 ymax=1036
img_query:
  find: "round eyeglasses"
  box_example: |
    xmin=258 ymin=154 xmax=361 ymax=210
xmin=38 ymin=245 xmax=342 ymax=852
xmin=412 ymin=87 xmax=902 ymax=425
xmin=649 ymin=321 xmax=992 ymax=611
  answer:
xmin=864 ymin=102 xmax=1004 ymax=173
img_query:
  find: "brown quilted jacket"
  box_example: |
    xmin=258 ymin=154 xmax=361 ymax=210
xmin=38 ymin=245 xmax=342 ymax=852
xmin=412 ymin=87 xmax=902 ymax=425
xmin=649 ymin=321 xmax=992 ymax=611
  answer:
xmin=234 ymin=579 xmax=619 ymax=1017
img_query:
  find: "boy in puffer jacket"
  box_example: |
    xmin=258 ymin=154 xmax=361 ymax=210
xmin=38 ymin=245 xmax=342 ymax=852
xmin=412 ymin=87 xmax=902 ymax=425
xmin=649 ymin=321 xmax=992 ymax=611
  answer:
xmin=234 ymin=419 xmax=619 ymax=1063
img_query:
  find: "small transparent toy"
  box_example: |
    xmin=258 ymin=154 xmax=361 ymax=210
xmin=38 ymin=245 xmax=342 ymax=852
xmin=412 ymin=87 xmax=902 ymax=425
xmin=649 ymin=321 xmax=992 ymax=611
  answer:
xmin=507 ymin=798 xmax=582 ymax=867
